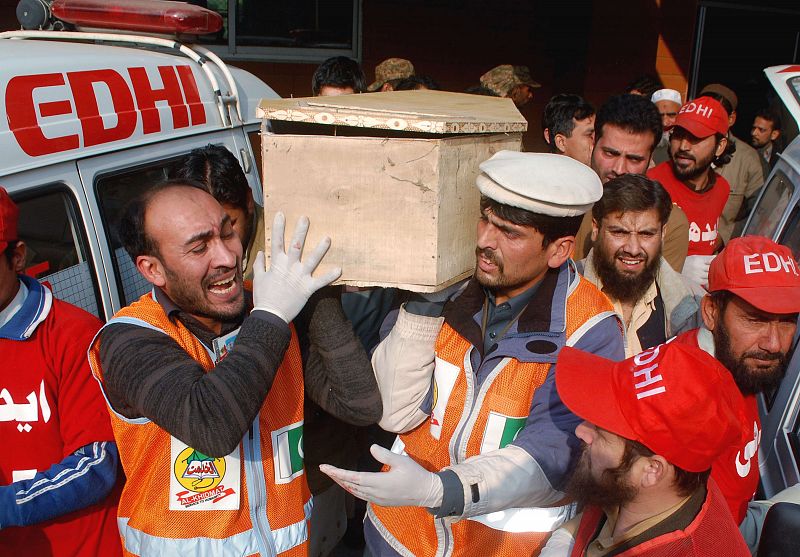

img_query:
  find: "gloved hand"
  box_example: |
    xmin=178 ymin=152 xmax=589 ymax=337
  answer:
xmin=320 ymin=444 xmax=443 ymax=508
xmin=252 ymin=212 xmax=342 ymax=323
xmin=682 ymin=254 xmax=715 ymax=290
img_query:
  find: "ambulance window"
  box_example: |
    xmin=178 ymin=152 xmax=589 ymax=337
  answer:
xmin=95 ymin=158 xmax=186 ymax=306
xmin=780 ymin=206 xmax=800 ymax=260
xmin=15 ymin=188 xmax=101 ymax=318
xmin=747 ymin=172 xmax=793 ymax=239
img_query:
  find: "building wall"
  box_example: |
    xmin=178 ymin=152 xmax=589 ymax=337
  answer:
xmin=0 ymin=0 xmax=698 ymax=151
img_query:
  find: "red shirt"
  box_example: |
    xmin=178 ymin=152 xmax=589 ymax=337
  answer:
xmin=1 ymin=295 xmax=122 ymax=557
xmin=648 ymin=162 xmax=730 ymax=256
xmin=675 ymin=329 xmax=759 ymax=524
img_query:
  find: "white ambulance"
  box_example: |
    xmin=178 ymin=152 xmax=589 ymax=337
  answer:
xmin=0 ymin=1 xmax=277 ymax=320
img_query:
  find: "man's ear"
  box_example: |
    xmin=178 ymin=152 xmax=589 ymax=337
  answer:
xmin=136 ymin=255 xmax=166 ymax=288
xmin=715 ymin=136 xmax=728 ymax=158
xmin=729 ymin=111 xmax=737 ymax=127
xmin=11 ymin=241 xmax=27 ymax=274
xmin=639 ymin=455 xmax=670 ymax=489
xmin=547 ymin=236 xmax=575 ymax=269
xmin=771 ymin=129 xmax=781 ymax=142
xmin=590 ymin=218 xmax=600 ymax=243
xmin=543 ymin=128 xmax=552 ymax=145
xmin=700 ymin=295 xmax=719 ymax=331
xmin=554 ymin=133 xmax=568 ymax=155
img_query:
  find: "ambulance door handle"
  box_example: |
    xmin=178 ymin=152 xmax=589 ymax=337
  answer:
xmin=239 ymin=148 xmax=252 ymax=174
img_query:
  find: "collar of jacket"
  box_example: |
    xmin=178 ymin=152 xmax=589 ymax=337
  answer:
xmin=441 ymin=260 xmax=578 ymax=363
xmin=0 ymin=274 xmax=51 ymax=341
xmin=581 ymin=249 xmax=700 ymax=335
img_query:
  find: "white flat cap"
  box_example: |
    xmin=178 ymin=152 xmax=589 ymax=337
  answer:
xmin=477 ymin=151 xmax=602 ymax=217
xmin=651 ymin=88 xmax=682 ymax=105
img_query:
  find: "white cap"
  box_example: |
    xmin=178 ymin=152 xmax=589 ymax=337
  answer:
xmin=476 ymin=151 xmax=602 ymax=217
xmin=651 ymin=88 xmax=682 ymax=105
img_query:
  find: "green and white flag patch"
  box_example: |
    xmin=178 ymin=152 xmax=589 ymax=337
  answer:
xmin=480 ymin=412 xmax=527 ymax=454
xmin=272 ymin=421 xmax=304 ymax=484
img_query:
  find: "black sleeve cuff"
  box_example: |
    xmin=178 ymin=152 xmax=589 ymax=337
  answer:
xmin=430 ymin=469 xmax=465 ymax=518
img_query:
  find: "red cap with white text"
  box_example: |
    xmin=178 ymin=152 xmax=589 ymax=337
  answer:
xmin=672 ymin=96 xmax=729 ymax=137
xmin=0 ymin=187 xmax=19 ymax=252
xmin=708 ymin=235 xmax=800 ymax=314
xmin=556 ymin=342 xmax=745 ymax=472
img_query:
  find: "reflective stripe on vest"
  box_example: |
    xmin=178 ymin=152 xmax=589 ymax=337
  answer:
xmin=467 ymin=502 xmax=576 ymax=533
xmin=118 ymin=498 xmax=313 ymax=556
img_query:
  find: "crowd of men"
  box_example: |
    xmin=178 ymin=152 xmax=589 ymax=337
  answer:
xmin=1 ymin=54 xmax=798 ymax=557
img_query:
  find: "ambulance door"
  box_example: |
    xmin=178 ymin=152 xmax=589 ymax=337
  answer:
xmin=2 ymin=162 xmax=106 ymax=320
xmin=77 ymin=130 xmax=255 ymax=316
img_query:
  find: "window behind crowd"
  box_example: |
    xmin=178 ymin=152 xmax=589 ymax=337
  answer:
xmin=15 ymin=188 xmax=101 ymax=318
xmin=746 ymin=171 xmax=794 ymax=240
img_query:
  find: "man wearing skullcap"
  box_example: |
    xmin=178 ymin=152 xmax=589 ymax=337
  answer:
xmin=650 ymin=88 xmax=683 ymax=164
xmin=322 ymin=151 xmax=625 ymax=556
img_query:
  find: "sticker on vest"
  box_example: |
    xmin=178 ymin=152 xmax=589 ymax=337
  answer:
xmin=212 ymin=327 xmax=240 ymax=363
xmin=480 ymin=411 xmax=527 ymax=453
xmin=272 ymin=421 xmax=304 ymax=484
xmin=169 ymin=436 xmax=241 ymax=510
xmin=430 ymin=356 xmax=460 ymax=440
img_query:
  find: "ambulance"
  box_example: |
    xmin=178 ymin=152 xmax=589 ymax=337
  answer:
xmin=0 ymin=0 xmax=278 ymax=320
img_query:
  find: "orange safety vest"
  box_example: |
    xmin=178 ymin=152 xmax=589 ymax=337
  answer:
xmin=369 ymin=275 xmax=616 ymax=557
xmin=88 ymin=293 xmax=310 ymax=557
xmin=569 ymin=480 xmax=751 ymax=556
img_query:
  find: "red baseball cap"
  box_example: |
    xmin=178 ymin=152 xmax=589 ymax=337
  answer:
xmin=556 ymin=342 xmax=745 ymax=473
xmin=0 ymin=187 xmax=19 ymax=252
xmin=671 ymin=96 xmax=729 ymax=138
xmin=708 ymin=235 xmax=800 ymax=314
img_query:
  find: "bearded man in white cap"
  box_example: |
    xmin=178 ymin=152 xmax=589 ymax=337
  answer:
xmin=322 ymin=151 xmax=625 ymax=557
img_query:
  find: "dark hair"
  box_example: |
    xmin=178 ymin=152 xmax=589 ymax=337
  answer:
xmin=542 ymin=94 xmax=596 ymax=153
xmin=311 ymin=56 xmax=366 ymax=95
xmin=3 ymin=240 xmax=18 ymax=265
xmin=755 ymin=108 xmax=782 ymax=132
xmin=480 ymin=195 xmax=583 ymax=247
xmin=622 ymin=438 xmax=710 ymax=498
xmin=701 ymin=91 xmax=734 ymax=117
xmin=177 ymin=144 xmax=250 ymax=211
xmin=595 ymin=94 xmax=663 ymax=153
xmin=394 ymin=75 xmax=441 ymax=91
xmin=708 ymin=289 xmax=733 ymax=312
xmin=714 ymin=132 xmax=734 ymax=167
xmin=119 ymin=179 xmax=208 ymax=260
xmin=465 ymin=84 xmax=500 ymax=97
xmin=592 ymin=174 xmax=673 ymax=226
xmin=625 ymin=73 xmax=664 ymax=98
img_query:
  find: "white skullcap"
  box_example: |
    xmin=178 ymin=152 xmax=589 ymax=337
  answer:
xmin=651 ymin=88 xmax=682 ymax=105
xmin=476 ymin=151 xmax=602 ymax=217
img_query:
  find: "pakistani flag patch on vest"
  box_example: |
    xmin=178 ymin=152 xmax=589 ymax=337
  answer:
xmin=272 ymin=421 xmax=304 ymax=484
xmin=480 ymin=412 xmax=527 ymax=453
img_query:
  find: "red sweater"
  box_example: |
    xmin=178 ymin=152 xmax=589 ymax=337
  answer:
xmin=648 ymin=162 xmax=730 ymax=256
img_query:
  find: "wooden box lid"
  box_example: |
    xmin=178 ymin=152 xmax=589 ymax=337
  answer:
xmin=256 ymin=90 xmax=528 ymax=135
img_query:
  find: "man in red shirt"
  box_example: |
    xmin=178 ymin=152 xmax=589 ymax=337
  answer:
xmin=674 ymin=236 xmax=800 ymax=530
xmin=0 ymin=188 xmax=121 ymax=556
xmin=540 ymin=342 xmax=750 ymax=555
xmin=648 ymin=96 xmax=731 ymax=289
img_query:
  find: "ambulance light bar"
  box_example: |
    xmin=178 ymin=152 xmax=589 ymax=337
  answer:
xmin=50 ymin=0 xmax=223 ymax=35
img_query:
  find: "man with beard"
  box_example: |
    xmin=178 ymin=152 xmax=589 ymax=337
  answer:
xmin=648 ymin=96 xmax=731 ymax=289
xmin=87 ymin=181 xmax=376 ymax=555
xmin=539 ymin=342 xmax=751 ymax=556
xmin=674 ymin=235 xmax=800 ymax=527
xmin=578 ymin=174 xmax=700 ymax=357
xmin=320 ymin=151 xmax=625 ymax=557
xmin=572 ymin=94 xmax=690 ymax=274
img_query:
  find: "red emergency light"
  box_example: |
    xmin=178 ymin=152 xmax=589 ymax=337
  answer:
xmin=50 ymin=0 xmax=223 ymax=35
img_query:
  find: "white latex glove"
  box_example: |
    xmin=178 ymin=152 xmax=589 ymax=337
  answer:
xmin=681 ymin=254 xmax=715 ymax=290
xmin=252 ymin=212 xmax=342 ymax=323
xmin=320 ymin=444 xmax=443 ymax=508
